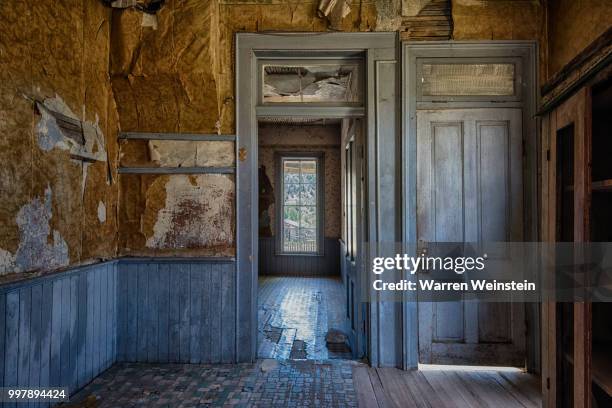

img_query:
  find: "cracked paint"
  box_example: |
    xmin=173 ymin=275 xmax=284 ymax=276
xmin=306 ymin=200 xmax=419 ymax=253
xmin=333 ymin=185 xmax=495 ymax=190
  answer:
xmin=144 ymin=175 xmax=235 ymax=249
xmin=0 ymin=187 xmax=69 ymax=275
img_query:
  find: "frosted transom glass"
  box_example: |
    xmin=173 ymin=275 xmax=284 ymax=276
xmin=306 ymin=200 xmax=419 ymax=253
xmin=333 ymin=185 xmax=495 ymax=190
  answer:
xmin=421 ymin=63 xmax=515 ymax=96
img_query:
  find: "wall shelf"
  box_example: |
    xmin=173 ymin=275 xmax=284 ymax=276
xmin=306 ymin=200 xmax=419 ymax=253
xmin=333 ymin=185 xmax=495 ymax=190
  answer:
xmin=118 ymin=167 xmax=235 ymax=175
xmin=119 ymin=132 xmax=236 ymax=141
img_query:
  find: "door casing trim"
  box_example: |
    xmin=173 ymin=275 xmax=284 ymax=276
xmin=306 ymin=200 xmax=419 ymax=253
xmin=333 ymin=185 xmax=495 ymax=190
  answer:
xmin=236 ymin=32 xmax=398 ymax=363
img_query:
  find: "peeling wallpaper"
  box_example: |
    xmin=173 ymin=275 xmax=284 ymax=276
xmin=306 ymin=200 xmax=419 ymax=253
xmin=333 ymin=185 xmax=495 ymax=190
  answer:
xmin=118 ymin=174 xmax=235 ymax=257
xmin=2 ymin=1 xmax=609 ymax=270
xmin=0 ymin=0 xmax=119 ymax=277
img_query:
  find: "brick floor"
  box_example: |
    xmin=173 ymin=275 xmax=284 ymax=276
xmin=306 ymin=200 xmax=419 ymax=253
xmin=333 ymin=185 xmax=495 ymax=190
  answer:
xmin=67 ymin=359 xmax=360 ymax=407
xmin=67 ymin=277 xmax=357 ymax=407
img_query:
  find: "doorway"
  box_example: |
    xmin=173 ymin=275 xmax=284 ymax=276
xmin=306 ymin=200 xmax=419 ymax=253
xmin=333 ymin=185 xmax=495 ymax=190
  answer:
xmin=256 ymin=118 xmax=352 ymax=360
xmin=235 ymin=33 xmax=397 ymax=363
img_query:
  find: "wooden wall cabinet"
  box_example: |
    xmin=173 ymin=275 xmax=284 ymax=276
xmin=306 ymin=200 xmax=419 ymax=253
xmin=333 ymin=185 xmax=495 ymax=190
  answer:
xmin=541 ymin=71 xmax=612 ymax=408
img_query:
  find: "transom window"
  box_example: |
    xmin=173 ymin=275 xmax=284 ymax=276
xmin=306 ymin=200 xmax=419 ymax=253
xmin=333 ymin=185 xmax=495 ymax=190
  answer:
xmin=277 ymin=153 xmax=324 ymax=254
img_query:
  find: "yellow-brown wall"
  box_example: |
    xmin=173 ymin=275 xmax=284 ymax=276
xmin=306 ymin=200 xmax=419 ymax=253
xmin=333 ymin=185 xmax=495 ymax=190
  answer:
xmin=547 ymin=0 xmax=612 ymax=78
xmin=2 ymin=1 xmax=610 ymax=269
xmin=0 ymin=1 xmax=119 ymax=278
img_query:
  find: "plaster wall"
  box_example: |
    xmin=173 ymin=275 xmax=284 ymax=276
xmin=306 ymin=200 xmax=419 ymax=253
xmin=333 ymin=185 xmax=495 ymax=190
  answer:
xmin=0 ymin=1 xmax=119 ymax=278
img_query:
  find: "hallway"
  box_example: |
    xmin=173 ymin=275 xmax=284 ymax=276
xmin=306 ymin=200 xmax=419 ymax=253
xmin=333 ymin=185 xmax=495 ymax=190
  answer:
xmin=258 ymin=276 xmax=351 ymax=360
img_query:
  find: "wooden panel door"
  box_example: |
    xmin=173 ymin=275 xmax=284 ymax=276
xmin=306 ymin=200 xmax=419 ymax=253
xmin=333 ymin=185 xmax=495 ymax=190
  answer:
xmin=416 ymin=108 xmax=525 ymax=366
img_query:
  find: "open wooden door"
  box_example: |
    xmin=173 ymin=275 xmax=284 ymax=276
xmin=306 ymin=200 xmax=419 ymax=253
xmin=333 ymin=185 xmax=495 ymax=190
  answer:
xmin=416 ymin=108 xmax=526 ymax=366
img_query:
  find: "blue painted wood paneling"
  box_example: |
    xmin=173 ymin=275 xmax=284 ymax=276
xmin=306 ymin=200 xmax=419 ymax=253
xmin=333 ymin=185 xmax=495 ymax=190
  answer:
xmin=0 ymin=257 xmax=237 ymax=405
xmin=116 ymin=260 xmax=236 ymax=364
xmin=0 ymin=262 xmax=118 ymax=406
xmin=259 ymin=237 xmax=340 ymax=276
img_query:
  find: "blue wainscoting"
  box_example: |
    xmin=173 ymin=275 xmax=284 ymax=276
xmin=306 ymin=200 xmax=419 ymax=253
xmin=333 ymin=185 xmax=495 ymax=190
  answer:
xmin=0 ymin=261 xmax=118 ymax=404
xmin=259 ymin=237 xmax=340 ymax=276
xmin=116 ymin=259 xmax=236 ymax=364
xmin=0 ymin=257 xmax=237 ymax=405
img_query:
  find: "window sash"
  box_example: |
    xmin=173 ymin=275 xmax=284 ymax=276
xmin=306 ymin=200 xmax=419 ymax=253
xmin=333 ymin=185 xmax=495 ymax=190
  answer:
xmin=276 ymin=154 xmax=324 ymax=255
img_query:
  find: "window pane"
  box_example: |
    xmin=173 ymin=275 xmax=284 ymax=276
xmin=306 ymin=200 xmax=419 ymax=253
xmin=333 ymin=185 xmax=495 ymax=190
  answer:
xmin=301 ymin=160 xmax=317 ymax=183
xmin=263 ymin=64 xmax=361 ymax=103
xmin=421 ymin=63 xmax=515 ymax=96
xmin=301 ymin=183 xmax=316 ymax=205
xmin=283 ymin=205 xmax=300 ymax=226
xmin=283 ymin=225 xmax=300 ymax=252
xmin=299 ymin=228 xmax=317 ymax=252
xmin=300 ymin=206 xmax=316 ymax=228
xmin=283 ymin=160 xmax=300 ymax=183
xmin=284 ymin=183 xmax=301 ymax=205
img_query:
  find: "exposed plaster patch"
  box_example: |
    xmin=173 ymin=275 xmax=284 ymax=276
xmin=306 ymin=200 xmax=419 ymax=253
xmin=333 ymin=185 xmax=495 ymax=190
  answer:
xmin=0 ymin=249 xmax=17 ymax=275
xmin=3 ymin=187 xmax=70 ymax=274
xmin=98 ymin=201 xmax=107 ymax=223
xmin=35 ymin=96 xmax=107 ymax=162
xmin=35 ymin=103 xmax=73 ymax=152
xmin=147 ymin=140 xmax=235 ymax=167
xmin=144 ymin=175 xmax=234 ymax=249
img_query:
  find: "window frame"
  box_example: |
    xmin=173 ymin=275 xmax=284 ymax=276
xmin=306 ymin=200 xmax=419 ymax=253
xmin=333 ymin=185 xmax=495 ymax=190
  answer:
xmin=275 ymin=151 xmax=325 ymax=256
xmin=257 ymin=58 xmax=365 ymax=108
xmin=415 ymin=56 xmax=523 ymax=103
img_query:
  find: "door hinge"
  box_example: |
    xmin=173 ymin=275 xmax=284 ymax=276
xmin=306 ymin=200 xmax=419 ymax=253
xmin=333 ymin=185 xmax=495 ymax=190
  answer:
xmin=546 ymin=149 xmax=551 ymax=161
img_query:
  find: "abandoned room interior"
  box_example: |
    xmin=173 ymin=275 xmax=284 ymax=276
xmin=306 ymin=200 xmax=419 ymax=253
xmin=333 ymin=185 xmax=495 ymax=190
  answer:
xmin=0 ymin=0 xmax=611 ymax=407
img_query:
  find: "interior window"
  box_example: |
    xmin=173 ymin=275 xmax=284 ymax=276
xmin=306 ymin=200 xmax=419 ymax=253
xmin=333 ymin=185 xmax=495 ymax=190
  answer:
xmin=421 ymin=63 xmax=515 ymax=96
xmin=263 ymin=64 xmax=362 ymax=104
xmin=280 ymin=156 xmax=321 ymax=253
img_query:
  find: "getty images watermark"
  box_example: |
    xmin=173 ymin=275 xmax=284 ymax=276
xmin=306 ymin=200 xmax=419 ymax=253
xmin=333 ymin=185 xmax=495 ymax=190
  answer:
xmin=371 ymin=253 xmax=536 ymax=292
xmin=356 ymin=242 xmax=612 ymax=302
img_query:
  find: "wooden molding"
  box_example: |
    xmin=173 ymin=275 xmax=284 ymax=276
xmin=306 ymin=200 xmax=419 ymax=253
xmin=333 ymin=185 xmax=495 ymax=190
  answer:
xmin=540 ymin=27 xmax=612 ymax=113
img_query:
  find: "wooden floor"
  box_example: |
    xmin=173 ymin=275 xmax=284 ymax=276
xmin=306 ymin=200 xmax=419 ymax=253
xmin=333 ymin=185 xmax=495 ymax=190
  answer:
xmin=353 ymin=366 xmax=541 ymax=408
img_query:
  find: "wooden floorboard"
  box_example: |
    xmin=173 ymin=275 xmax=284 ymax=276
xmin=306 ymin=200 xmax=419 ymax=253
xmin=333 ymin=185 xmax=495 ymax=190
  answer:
xmin=378 ymin=367 xmax=419 ymax=408
xmin=367 ymin=367 xmax=395 ymax=408
xmin=355 ymin=367 xmax=542 ymax=408
xmin=353 ymin=366 xmax=383 ymax=408
xmin=420 ymin=369 xmax=470 ymax=408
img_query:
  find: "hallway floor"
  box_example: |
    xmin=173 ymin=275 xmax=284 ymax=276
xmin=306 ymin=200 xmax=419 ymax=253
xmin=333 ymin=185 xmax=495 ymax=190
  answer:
xmin=67 ymin=361 xmax=541 ymax=408
xmin=258 ymin=276 xmax=351 ymax=360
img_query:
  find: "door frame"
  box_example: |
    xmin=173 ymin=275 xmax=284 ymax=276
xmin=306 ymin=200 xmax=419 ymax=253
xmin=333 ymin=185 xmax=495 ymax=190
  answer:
xmin=402 ymin=41 xmax=539 ymax=370
xmin=236 ymin=32 xmax=398 ymax=363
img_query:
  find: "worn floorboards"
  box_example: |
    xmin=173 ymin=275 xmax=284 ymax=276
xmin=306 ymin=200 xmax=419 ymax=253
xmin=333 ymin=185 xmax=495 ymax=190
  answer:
xmin=353 ymin=366 xmax=541 ymax=408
